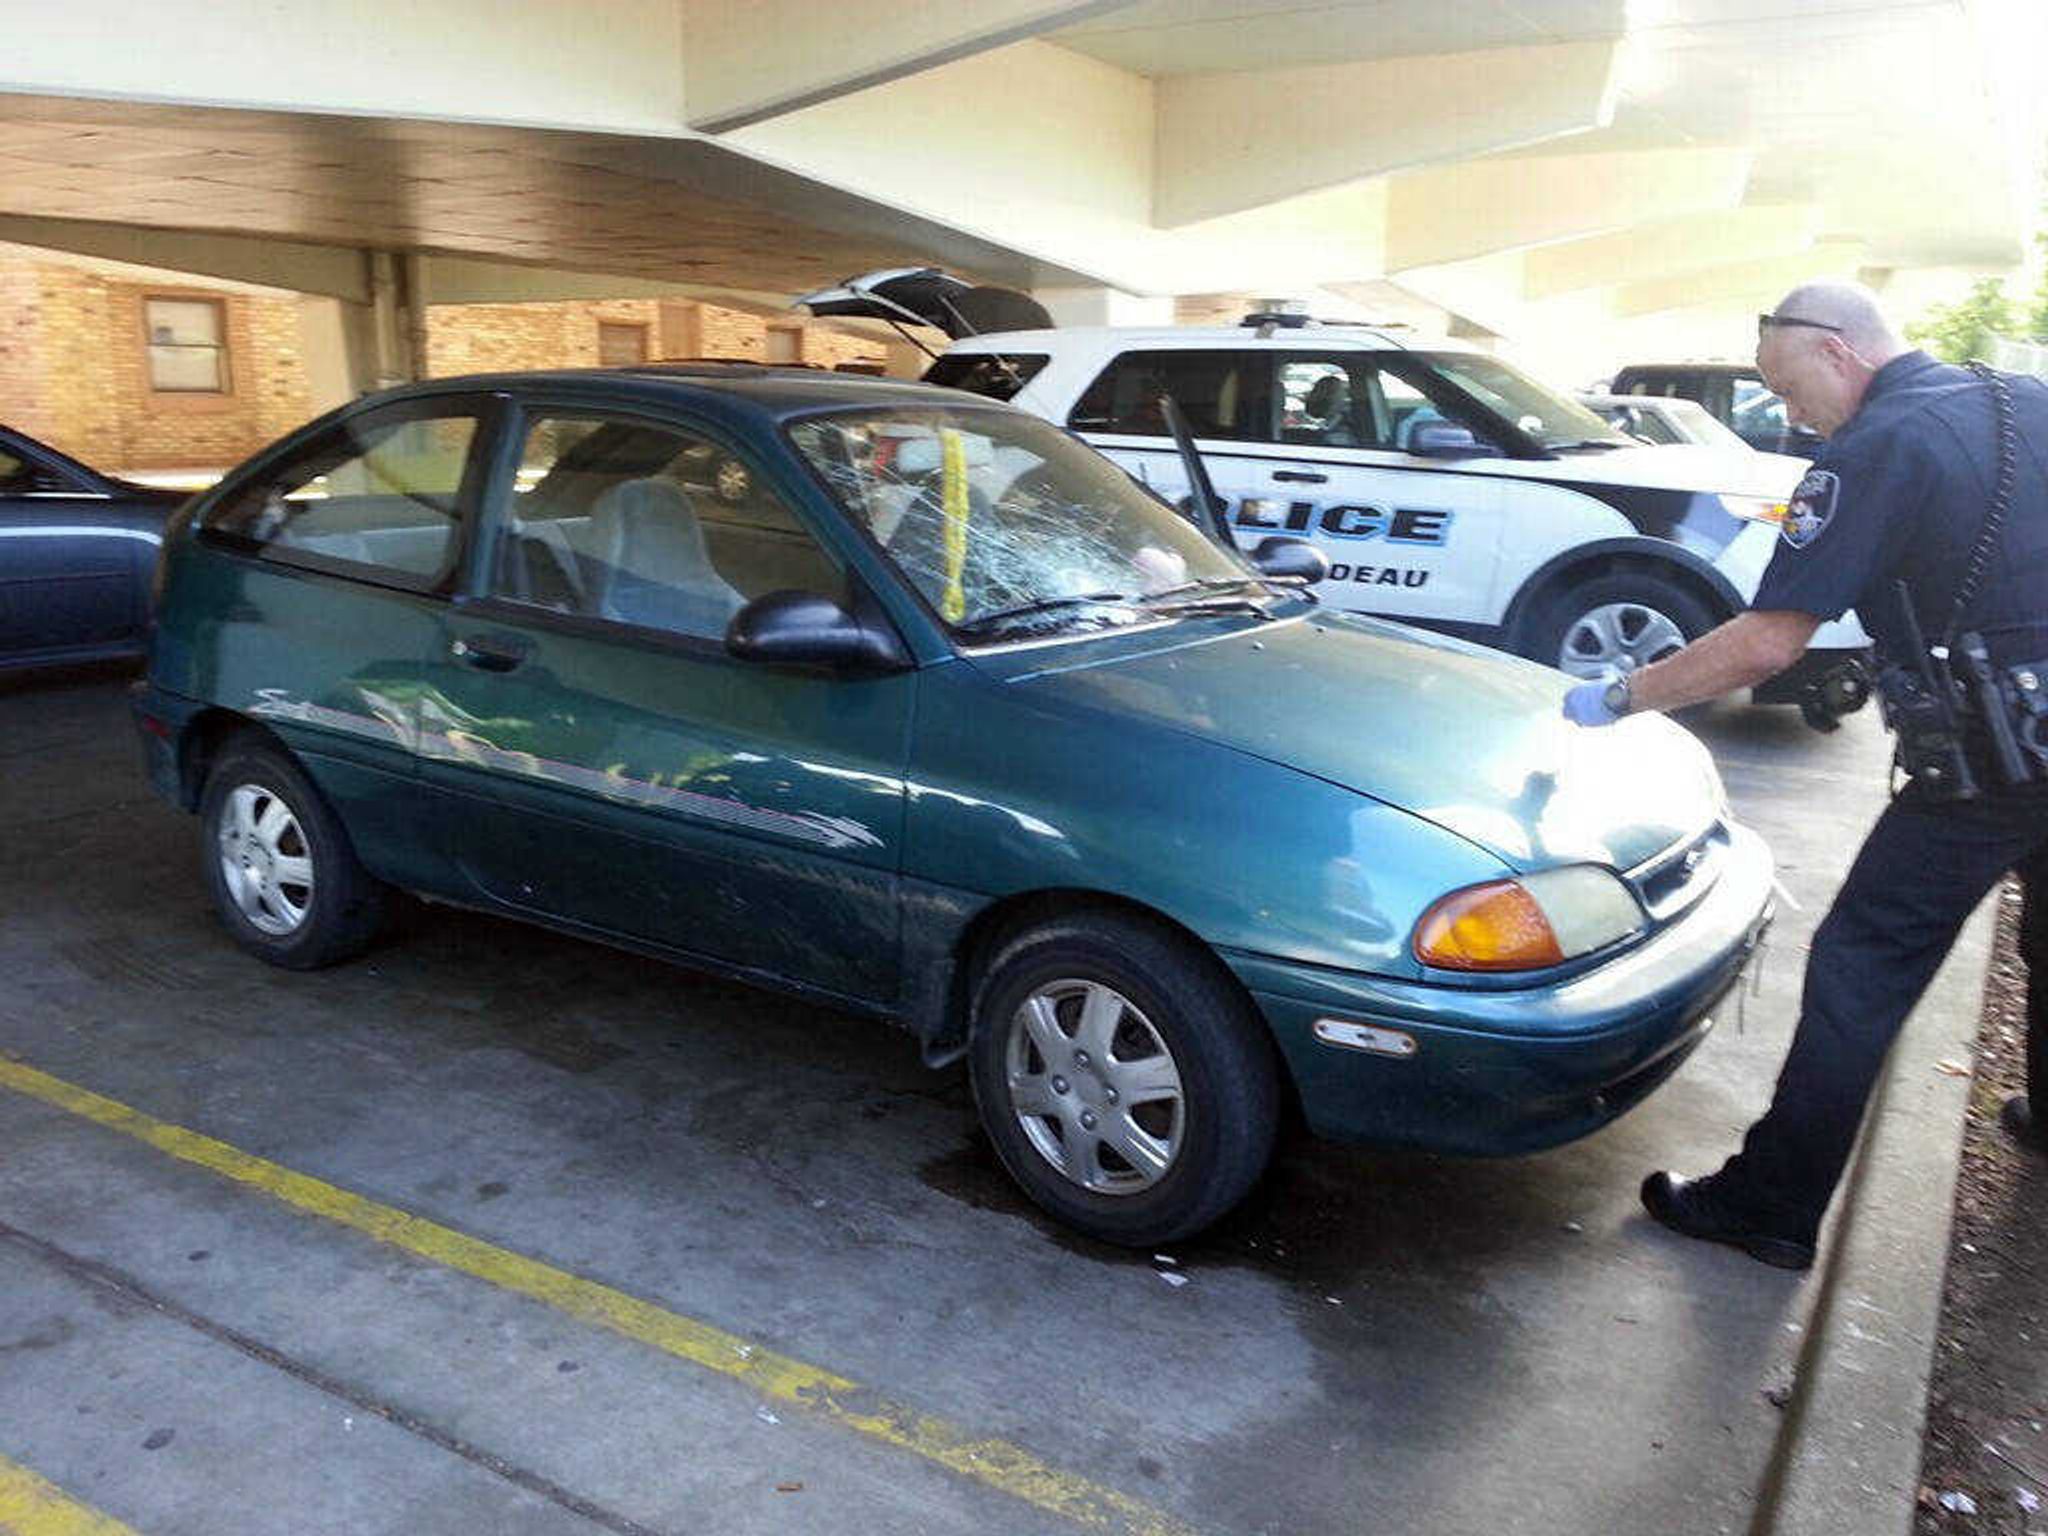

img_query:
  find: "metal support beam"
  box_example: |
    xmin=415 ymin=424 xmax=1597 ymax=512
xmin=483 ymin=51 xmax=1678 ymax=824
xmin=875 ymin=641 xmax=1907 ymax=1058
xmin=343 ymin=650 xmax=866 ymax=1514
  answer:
xmin=0 ymin=215 xmax=371 ymax=301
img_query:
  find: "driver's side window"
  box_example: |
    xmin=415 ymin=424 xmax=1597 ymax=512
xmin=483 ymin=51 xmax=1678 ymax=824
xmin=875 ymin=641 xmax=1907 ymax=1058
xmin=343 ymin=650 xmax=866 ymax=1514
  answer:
xmin=489 ymin=412 xmax=838 ymax=641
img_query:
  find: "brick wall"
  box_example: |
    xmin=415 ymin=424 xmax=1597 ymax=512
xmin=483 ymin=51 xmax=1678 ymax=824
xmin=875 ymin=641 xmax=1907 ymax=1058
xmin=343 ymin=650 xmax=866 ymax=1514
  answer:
xmin=0 ymin=250 xmax=898 ymax=472
xmin=0 ymin=255 xmax=312 ymax=470
xmin=424 ymin=298 xmax=887 ymax=375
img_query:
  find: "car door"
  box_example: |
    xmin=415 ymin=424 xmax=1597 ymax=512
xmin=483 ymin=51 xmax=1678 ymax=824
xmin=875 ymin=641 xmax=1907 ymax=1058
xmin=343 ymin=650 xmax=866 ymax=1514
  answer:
xmin=0 ymin=430 xmax=152 ymax=661
xmin=178 ymin=395 xmax=501 ymax=893
xmin=414 ymin=400 xmax=914 ymax=1005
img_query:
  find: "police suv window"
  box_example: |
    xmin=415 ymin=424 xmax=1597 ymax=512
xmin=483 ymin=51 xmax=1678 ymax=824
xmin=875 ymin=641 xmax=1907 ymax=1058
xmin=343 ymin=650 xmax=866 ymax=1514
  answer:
xmin=921 ymin=353 xmax=1049 ymax=402
xmin=1068 ymin=351 xmax=1274 ymax=442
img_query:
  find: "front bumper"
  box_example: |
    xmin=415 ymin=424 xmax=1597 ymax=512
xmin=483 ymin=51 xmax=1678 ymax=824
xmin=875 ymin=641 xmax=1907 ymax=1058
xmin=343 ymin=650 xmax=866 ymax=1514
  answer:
xmin=1225 ymin=822 xmax=1775 ymax=1156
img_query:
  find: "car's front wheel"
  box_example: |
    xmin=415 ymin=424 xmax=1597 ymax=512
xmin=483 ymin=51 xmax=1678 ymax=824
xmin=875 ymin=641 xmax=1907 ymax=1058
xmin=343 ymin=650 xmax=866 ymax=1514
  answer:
xmin=199 ymin=735 xmax=388 ymax=970
xmin=967 ymin=912 xmax=1280 ymax=1246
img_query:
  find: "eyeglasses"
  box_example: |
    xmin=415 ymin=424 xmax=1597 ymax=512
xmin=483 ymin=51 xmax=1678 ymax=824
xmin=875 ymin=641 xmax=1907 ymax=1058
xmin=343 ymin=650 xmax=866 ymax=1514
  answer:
xmin=1758 ymin=313 xmax=1844 ymax=336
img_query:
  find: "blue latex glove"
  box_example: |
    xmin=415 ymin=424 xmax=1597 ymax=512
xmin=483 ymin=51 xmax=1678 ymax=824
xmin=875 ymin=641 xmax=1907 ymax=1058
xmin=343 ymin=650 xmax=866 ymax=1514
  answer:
xmin=1561 ymin=679 xmax=1622 ymax=727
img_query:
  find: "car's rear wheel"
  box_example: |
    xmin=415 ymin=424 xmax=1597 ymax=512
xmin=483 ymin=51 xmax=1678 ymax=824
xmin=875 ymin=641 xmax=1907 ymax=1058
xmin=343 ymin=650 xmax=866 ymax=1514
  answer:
xmin=1522 ymin=570 xmax=1719 ymax=680
xmin=198 ymin=735 xmax=388 ymax=970
xmin=967 ymin=912 xmax=1280 ymax=1246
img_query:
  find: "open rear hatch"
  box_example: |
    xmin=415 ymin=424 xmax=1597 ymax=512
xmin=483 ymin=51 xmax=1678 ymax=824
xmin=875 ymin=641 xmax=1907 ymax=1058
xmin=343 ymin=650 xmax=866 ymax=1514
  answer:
xmin=794 ymin=267 xmax=1050 ymax=340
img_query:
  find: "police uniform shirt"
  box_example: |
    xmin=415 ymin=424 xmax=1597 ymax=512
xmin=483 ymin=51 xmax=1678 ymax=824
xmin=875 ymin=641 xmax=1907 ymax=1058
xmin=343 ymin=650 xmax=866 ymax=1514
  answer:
xmin=1752 ymin=349 xmax=2048 ymax=666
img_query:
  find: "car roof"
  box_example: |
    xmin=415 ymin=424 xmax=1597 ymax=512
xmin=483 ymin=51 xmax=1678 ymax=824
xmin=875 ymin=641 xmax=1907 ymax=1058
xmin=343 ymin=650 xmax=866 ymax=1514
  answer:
xmin=1612 ymin=362 xmax=1762 ymax=377
xmin=943 ymin=325 xmax=1471 ymax=355
xmin=362 ymin=364 xmax=986 ymax=419
xmin=1580 ymin=392 xmax=1705 ymax=410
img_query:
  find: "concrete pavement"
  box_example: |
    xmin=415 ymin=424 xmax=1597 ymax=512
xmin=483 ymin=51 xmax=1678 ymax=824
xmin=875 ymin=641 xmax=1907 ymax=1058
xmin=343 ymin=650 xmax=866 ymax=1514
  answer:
xmin=0 ymin=672 xmax=1985 ymax=1535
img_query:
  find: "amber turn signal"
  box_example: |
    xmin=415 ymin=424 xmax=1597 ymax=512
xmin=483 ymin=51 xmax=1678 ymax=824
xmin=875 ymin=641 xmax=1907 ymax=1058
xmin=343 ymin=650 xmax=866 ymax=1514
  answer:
xmin=1414 ymin=880 xmax=1565 ymax=971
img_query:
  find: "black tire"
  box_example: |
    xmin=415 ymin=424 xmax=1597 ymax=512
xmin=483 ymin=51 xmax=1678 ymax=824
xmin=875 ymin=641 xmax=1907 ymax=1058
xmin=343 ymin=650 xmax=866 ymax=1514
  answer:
xmin=1517 ymin=568 xmax=1720 ymax=677
xmin=198 ymin=734 xmax=388 ymax=970
xmin=967 ymin=912 xmax=1281 ymax=1246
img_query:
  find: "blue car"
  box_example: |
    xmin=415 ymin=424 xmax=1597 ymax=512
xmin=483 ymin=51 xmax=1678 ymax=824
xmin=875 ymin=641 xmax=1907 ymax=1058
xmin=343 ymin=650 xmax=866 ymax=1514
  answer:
xmin=133 ymin=366 xmax=1773 ymax=1244
xmin=1 ymin=425 xmax=182 ymax=671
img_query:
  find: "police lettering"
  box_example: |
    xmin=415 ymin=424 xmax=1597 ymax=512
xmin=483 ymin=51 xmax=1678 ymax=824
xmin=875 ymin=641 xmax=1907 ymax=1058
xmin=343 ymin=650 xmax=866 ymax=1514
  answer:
xmin=1231 ymin=500 xmax=1451 ymax=546
xmin=1324 ymin=564 xmax=1429 ymax=588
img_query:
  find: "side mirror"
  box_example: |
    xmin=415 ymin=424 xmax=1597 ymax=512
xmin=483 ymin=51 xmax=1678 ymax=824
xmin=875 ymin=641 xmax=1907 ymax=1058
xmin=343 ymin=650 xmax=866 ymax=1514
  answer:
xmin=726 ymin=590 xmax=909 ymax=674
xmin=1408 ymin=421 xmax=1497 ymax=459
xmin=1249 ymin=537 xmax=1329 ymax=584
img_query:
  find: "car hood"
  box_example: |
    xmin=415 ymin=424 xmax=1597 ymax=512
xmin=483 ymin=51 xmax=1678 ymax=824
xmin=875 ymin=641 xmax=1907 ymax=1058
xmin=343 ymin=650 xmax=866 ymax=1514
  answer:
xmin=1500 ymin=443 xmax=1808 ymax=498
xmin=976 ymin=611 xmax=1722 ymax=873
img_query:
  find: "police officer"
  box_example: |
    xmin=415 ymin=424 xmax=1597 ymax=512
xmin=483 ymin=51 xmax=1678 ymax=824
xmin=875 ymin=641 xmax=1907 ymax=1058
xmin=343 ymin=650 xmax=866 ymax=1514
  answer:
xmin=1562 ymin=281 xmax=2048 ymax=1270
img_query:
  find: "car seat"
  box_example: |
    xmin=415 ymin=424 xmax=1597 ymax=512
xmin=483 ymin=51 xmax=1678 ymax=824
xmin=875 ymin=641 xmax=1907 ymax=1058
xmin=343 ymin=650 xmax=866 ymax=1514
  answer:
xmin=1302 ymin=374 xmax=1360 ymax=447
xmin=584 ymin=477 xmax=744 ymax=637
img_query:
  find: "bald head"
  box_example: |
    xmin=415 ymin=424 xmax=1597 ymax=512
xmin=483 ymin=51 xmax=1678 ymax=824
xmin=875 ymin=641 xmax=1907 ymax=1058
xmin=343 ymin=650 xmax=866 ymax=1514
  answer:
xmin=1767 ymin=282 xmax=1905 ymax=363
xmin=1756 ymin=281 xmax=1909 ymax=437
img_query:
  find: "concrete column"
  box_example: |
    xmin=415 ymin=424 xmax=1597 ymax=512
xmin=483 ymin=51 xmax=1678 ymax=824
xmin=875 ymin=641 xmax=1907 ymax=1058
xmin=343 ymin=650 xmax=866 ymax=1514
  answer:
xmin=364 ymin=251 xmax=422 ymax=389
xmin=295 ymin=297 xmax=358 ymax=416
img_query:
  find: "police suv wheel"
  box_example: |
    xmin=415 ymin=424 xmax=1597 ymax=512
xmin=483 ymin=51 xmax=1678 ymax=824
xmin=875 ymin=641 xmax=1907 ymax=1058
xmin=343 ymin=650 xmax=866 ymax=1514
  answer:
xmin=967 ymin=912 xmax=1281 ymax=1247
xmin=1522 ymin=571 xmax=1718 ymax=681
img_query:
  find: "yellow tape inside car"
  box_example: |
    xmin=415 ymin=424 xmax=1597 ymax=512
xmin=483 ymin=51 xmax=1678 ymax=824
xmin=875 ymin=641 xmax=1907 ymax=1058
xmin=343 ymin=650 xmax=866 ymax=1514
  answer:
xmin=940 ymin=427 xmax=969 ymax=622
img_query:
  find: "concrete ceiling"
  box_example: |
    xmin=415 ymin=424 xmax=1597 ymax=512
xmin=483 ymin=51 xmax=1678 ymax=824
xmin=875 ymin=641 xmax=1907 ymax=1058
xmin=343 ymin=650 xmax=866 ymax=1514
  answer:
xmin=1052 ymin=0 xmax=1626 ymax=72
xmin=0 ymin=93 xmax=1084 ymax=293
xmin=1057 ymin=0 xmax=2040 ymax=270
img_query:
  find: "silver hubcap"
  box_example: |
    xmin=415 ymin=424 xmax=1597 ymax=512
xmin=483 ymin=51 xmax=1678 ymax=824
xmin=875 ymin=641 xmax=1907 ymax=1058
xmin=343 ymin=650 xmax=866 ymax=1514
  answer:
xmin=1004 ymin=979 xmax=1185 ymax=1196
xmin=216 ymin=784 xmax=314 ymax=937
xmin=1558 ymin=601 xmax=1688 ymax=680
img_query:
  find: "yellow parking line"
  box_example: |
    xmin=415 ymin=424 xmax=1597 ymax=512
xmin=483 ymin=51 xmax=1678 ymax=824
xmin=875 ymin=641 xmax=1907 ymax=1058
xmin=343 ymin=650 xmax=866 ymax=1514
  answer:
xmin=0 ymin=1057 xmax=1197 ymax=1536
xmin=0 ymin=1453 xmax=141 ymax=1536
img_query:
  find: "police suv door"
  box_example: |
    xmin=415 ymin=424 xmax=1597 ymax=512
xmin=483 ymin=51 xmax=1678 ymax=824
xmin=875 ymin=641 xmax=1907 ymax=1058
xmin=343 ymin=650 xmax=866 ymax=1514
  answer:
xmin=1064 ymin=345 xmax=1510 ymax=629
xmin=1222 ymin=353 xmax=1506 ymax=625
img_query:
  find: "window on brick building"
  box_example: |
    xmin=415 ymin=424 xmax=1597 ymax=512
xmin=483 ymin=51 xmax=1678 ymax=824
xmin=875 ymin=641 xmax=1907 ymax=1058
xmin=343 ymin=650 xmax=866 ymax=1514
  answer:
xmin=145 ymin=297 xmax=229 ymax=393
xmin=598 ymin=322 xmax=649 ymax=367
xmin=764 ymin=326 xmax=803 ymax=366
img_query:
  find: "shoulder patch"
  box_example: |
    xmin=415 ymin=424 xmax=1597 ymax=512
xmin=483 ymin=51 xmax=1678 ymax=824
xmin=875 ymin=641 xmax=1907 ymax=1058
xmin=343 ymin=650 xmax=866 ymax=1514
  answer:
xmin=1779 ymin=468 xmax=1839 ymax=549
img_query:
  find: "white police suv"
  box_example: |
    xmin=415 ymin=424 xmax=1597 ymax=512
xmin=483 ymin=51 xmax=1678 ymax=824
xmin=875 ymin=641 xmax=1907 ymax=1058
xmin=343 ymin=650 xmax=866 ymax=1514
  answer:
xmin=800 ymin=270 xmax=1868 ymax=694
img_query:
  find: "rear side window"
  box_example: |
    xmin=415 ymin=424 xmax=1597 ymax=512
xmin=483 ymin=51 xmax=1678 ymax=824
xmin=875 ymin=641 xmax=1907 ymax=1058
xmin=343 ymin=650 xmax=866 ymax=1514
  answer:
xmin=205 ymin=407 xmax=479 ymax=587
xmin=1068 ymin=350 xmax=1273 ymax=441
xmin=922 ymin=353 xmax=1049 ymax=402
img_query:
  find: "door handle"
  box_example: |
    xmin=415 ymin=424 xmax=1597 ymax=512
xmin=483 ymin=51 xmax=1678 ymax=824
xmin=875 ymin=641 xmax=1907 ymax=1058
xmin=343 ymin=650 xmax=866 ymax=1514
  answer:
xmin=450 ymin=634 xmax=531 ymax=673
xmin=1272 ymin=470 xmax=1327 ymax=484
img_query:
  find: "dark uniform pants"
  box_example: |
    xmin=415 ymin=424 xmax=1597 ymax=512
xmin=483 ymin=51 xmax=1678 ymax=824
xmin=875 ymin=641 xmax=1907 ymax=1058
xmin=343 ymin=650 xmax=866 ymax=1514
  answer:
xmin=1718 ymin=785 xmax=2048 ymax=1238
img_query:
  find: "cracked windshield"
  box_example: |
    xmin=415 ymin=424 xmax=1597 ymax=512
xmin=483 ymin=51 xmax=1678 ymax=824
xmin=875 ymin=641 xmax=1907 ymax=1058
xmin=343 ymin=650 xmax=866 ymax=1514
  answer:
xmin=789 ymin=408 xmax=1264 ymax=639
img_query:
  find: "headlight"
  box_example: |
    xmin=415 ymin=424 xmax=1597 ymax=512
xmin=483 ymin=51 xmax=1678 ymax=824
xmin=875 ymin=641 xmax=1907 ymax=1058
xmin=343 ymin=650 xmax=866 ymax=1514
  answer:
xmin=1719 ymin=494 xmax=1786 ymax=526
xmin=1413 ymin=866 xmax=1646 ymax=972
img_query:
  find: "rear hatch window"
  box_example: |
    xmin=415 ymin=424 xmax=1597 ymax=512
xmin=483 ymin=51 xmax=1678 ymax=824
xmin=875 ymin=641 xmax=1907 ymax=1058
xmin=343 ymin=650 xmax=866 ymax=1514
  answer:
xmin=921 ymin=353 xmax=1050 ymax=402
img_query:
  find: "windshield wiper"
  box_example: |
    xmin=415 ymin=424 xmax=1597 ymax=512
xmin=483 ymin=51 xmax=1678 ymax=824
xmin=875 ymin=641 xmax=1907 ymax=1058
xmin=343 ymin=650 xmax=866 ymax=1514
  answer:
xmin=1139 ymin=576 xmax=1267 ymax=603
xmin=1548 ymin=438 xmax=1631 ymax=453
xmin=1139 ymin=577 xmax=1281 ymax=621
xmin=953 ymin=591 xmax=1135 ymax=636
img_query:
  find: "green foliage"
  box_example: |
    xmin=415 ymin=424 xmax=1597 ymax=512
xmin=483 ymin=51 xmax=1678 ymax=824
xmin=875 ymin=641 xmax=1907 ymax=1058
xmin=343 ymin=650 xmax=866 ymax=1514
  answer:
xmin=2029 ymin=232 xmax=2048 ymax=344
xmin=1906 ymin=277 xmax=2018 ymax=363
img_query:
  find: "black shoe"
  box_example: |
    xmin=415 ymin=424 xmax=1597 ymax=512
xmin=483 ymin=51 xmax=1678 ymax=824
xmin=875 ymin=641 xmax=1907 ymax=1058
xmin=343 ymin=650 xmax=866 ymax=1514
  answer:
xmin=1640 ymin=1171 xmax=1815 ymax=1271
xmin=2002 ymin=1095 xmax=2047 ymax=1152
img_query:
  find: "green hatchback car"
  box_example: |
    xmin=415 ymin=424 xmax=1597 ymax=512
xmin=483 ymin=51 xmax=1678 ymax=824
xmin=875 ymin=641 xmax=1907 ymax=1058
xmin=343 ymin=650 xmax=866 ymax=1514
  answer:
xmin=135 ymin=366 xmax=1773 ymax=1245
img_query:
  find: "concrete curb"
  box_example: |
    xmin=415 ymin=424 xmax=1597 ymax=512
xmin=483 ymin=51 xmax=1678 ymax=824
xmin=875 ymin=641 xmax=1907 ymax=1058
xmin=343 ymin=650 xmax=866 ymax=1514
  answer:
xmin=1754 ymin=887 xmax=2002 ymax=1535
